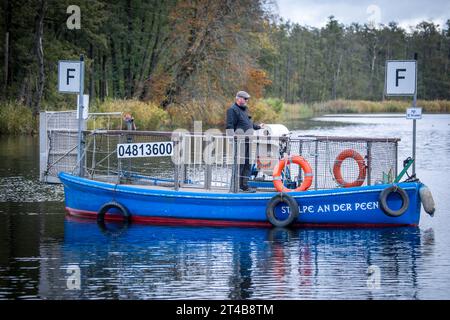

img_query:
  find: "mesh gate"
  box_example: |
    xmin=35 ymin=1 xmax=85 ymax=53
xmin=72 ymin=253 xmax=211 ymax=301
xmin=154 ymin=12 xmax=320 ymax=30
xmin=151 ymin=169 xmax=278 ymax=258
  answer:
xmin=39 ymin=111 xmax=122 ymax=183
xmin=39 ymin=111 xmax=79 ymax=183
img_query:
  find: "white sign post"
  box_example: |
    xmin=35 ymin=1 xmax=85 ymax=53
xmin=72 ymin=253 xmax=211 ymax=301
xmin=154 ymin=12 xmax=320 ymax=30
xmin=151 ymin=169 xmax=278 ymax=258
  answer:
xmin=385 ymin=59 xmax=418 ymax=174
xmin=58 ymin=56 xmax=85 ymax=176
xmin=76 ymin=94 xmax=89 ymax=119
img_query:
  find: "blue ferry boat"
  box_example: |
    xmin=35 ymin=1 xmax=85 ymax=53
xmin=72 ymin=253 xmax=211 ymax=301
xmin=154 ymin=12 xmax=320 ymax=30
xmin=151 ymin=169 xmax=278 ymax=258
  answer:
xmin=59 ymin=171 xmax=423 ymax=227
xmin=55 ymin=126 xmax=435 ymax=228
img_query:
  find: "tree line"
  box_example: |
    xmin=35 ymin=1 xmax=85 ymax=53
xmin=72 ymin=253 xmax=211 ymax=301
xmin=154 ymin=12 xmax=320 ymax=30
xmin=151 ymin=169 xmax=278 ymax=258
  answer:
xmin=0 ymin=0 xmax=449 ymax=117
xmin=264 ymin=16 xmax=450 ymax=102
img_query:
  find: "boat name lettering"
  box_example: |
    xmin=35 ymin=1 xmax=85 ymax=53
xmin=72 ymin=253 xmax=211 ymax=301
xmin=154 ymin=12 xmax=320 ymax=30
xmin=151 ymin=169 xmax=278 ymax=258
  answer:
xmin=281 ymin=201 xmax=379 ymax=214
xmin=117 ymin=142 xmax=174 ymax=158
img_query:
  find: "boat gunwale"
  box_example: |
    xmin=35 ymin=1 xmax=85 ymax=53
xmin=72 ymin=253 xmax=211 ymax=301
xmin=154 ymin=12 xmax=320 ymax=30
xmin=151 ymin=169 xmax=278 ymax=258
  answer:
xmin=59 ymin=172 xmax=421 ymax=201
xmin=85 ymin=129 xmax=401 ymax=143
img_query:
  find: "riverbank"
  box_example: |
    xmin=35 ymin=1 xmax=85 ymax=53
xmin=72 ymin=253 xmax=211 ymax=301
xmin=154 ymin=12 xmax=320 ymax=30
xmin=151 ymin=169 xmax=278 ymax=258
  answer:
xmin=0 ymin=98 xmax=282 ymax=134
xmin=282 ymin=99 xmax=450 ymax=121
xmin=1 ymin=99 xmax=449 ymax=135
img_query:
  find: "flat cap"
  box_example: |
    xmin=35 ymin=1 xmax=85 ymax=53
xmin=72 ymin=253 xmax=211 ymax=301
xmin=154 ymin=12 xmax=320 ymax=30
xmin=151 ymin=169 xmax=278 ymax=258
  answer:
xmin=236 ymin=91 xmax=250 ymax=99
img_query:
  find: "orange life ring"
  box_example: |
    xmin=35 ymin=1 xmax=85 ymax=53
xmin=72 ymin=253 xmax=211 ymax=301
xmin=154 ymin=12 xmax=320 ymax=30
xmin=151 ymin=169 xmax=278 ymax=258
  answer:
xmin=333 ymin=149 xmax=366 ymax=188
xmin=272 ymin=155 xmax=313 ymax=192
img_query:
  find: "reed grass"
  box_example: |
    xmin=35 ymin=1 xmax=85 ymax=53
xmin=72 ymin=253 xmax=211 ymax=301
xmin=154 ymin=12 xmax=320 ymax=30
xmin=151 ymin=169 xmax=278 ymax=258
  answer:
xmin=93 ymin=99 xmax=169 ymax=130
xmin=280 ymin=99 xmax=450 ymax=119
xmin=0 ymin=102 xmax=36 ymax=135
xmin=281 ymin=103 xmax=314 ymax=120
xmin=1 ymin=99 xmax=448 ymax=135
xmin=310 ymin=99 xmax=450 ymax=114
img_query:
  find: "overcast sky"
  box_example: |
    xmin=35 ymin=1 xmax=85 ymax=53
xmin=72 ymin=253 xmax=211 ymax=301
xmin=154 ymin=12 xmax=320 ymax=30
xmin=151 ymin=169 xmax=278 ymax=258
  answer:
xmin=275 ymin=0 xmax=450 ymax=30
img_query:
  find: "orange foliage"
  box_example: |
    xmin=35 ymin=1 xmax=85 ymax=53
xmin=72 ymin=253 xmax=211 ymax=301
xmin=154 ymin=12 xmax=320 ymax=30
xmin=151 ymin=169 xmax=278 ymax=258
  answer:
xmin=243 ymin=68 xmax=272 ymax=99
xmin=143 ymin=73 xmax=173 ymax=104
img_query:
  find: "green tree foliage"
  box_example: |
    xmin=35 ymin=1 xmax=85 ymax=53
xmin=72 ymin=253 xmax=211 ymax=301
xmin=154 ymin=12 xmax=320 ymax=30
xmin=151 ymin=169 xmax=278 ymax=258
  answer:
xmin=262 ymin=17 xmax=450 ymax=102
xmin=0 ymin=1 xmax=448 ymax=121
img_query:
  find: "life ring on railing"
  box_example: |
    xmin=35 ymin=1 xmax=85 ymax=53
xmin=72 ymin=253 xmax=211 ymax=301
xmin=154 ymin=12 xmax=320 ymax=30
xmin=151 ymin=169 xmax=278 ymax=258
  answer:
xmin=266 ymin=194 xmax=299 ymax=228
xmin=97 ymin=201 xmax=130 ymax=236
xmin=379 ymin=186 xmax=409 ymax=217
xmin=333 ymin=149 xmax=367 ymax=188
xmin=273 ymin=155 xmax=313 ymax=192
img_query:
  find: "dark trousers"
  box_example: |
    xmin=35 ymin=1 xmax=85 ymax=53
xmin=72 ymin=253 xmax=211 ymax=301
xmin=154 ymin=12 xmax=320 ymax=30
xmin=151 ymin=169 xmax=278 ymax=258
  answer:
xmin=239 ymin=140 xmax=251 ymax=190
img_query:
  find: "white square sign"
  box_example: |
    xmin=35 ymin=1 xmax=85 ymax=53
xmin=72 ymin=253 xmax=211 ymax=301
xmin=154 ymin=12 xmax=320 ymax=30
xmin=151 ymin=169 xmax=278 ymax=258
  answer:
xmin=58 ymin=60 xmax=81 ymax=93
xmin=406 ymin=107 xmax=422 ymax=120
xmin=385 ymin=61 xmax=417 ymax=96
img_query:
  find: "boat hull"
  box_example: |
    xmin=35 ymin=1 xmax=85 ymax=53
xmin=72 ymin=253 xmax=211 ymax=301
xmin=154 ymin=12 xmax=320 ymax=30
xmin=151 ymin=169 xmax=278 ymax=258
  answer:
xmin=59 ymin=172 xmax=422 ymax=227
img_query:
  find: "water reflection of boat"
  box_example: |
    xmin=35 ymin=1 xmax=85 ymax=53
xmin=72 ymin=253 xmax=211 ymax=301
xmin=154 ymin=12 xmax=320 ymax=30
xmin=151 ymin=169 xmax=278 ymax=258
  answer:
xmin=59 ymin=217 xmax=430 ymax=299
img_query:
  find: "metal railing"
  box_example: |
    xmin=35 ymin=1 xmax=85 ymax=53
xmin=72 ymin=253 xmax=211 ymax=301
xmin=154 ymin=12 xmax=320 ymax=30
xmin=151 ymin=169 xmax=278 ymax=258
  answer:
xmin=69 ymin=131 xmax=399 ymax=193
xmin=39 ymin=110 xmax=399 ymax=191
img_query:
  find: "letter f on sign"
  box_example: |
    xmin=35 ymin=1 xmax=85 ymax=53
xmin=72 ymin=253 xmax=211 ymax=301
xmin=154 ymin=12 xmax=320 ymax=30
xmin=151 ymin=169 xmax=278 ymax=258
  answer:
xmin=67 ymin=68 xmax=76 ymax=85
xmin=396 ymin=69 xmax=406 ymax=87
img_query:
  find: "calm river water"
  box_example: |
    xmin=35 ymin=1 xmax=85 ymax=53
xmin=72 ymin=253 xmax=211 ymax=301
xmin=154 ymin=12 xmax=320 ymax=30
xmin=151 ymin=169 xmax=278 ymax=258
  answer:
xmin=0 ymin=114 xmax=449 ymax=300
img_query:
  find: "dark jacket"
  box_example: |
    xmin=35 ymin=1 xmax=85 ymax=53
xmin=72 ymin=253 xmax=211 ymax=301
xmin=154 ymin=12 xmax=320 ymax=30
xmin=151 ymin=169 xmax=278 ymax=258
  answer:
xmin=226 ymin=103 xmax=261 ymax=132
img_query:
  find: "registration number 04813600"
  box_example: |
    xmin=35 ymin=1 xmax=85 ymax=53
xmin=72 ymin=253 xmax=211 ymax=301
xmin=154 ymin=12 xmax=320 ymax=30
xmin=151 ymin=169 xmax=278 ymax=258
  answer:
xmin=117 ymin=142 xmax=173 ymax=159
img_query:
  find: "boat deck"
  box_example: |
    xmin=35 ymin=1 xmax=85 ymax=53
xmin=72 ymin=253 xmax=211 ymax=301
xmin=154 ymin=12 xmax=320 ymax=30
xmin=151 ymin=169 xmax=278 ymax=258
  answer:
xmin=121 ymin=183 xmax=277 ymax=194
xmin=92 ymin=175 xmax=278 ymax=194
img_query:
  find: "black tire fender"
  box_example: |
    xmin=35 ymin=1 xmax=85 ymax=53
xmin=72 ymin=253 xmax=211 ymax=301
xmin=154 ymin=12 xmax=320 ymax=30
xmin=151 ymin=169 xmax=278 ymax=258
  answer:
xmin=266 ymin=194 xmax=299 ymax=228
xmin=379 ymin=186 xmax=409 ymax=217
xmin=97 ymin=201 xmax=130 ymax=235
